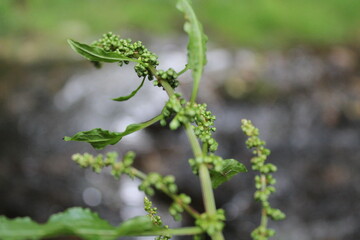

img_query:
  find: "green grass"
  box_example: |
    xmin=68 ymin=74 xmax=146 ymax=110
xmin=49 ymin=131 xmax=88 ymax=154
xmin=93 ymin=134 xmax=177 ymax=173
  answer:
xmin=1 ymin=0 xmax=360 ymax=60
xmin=196 ymin=0 xmax=360 ymax=47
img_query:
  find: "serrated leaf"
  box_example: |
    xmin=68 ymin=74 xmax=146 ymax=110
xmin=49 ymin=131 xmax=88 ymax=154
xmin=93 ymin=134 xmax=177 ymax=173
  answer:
xmin=0 ymin=216 xmax=44 ymax=240
xmin=64 ymin=114 xmax=163 ymax=149
xmin=67 ymin=39 xmax=141 ymax=63
xmin=176 ymin=0 xmax=207 ymax=102
xmin=112 ymin=77 xmax=145 ymax=102
xmin=210 ymin=159 xmax=248 ymax=189
xmin=0 ymin=208 xmax=162 ymax=240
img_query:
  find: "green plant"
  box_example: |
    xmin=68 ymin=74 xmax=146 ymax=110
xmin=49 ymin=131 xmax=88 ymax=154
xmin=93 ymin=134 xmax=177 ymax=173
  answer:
xmin=0 ymin=1 xmax=285 ymax=240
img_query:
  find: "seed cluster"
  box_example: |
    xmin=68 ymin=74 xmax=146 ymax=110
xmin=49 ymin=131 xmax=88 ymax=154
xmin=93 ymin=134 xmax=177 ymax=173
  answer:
xmin=139 ymin=173 xmax=178 ymax=196
xmin=169 ymin=193 xmax=191 ymax=221
xmin=154 ymin=68 xmax=179 ymax=89
xmin=71 ymin=151 xmax=135 ymax=178
xmin=162 ymin=94 xmax=218 ymax=152
xmin=192 ymin=103 xmax=218 ymax=152
xmin=195 ymin=209 xmax=225 ymax=236
xmin=92 ymin=32 xmax=159 ymax=80
xmin=188 ymin=154 xmax=224 ymax=175
xmin=139 ymin=172 xmax=192 ymax=222
xmin=144 ymin=197 xmax=171 ymax=240
xmin=241 ymin=119 xmax=285 ymax=240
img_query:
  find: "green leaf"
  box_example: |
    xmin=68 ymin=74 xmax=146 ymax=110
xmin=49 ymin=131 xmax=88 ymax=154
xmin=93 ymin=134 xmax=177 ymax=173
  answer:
xmin=64 ymin=114 xmax=164 ymax=149
xmin=117 ymin=216 xmax=160 ymax=236
xmin=210 ymin=159 xmax=248 ymax=189
xmin=0 ymin=216 xmax=44 ymax=240
xmin=0 ymin=208 xmax=162 ymax=240
xmin=47 ymin=208 xmax=115 ymax=240
xmin=64 ymin=128 xmax=122 ymax=150
xmin=176 ymin=0 xmax=207 ymax=102
xmin=67 ymin=39 xmax=141 ymax=63
xmin=112 ymin=77 xmax=145 ymax=102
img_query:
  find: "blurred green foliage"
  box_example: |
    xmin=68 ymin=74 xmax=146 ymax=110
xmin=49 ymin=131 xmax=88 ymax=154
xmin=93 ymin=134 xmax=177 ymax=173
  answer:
xmin=1 ymin=0 xmax=359 ymax=61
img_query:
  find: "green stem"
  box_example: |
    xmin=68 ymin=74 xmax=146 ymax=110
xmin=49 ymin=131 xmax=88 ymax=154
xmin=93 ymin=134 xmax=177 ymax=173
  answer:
xmin=148 ymin=65 xmax=175 ymax=97
xmin=160 ymin=80 xmax=175 ymax=97
xmin=178 ymin=64 xmax=190 ymax=76
xmin=131 ymin=226 xmax=203 ymax=236
xmin=184 ymin=123 xmax=202 ymax=157
xmin=198 ymin=164 xmax=216 ymax=215
xmin=184 ymin=124 xmax=224 ymax=240
xmin=260 ymin=174 xmax=268 ymax=229
xmin=202 ymin=143 xmax=208 ymax=155
xmin=152 ymin=66 xmax=224 ymax=240
xmin=184 ymin=124 xmax=216 ymax=214
xmin=141 ymin=114 xmax=164 ymax=128
xmin=75 ymin=227 xmax=203 ymax=237
xmin=131 ymin=167 xmax=147 ymax=179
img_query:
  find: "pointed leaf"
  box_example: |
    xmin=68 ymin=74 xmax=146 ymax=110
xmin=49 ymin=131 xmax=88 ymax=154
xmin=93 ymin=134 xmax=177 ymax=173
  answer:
xmin=112 ymin=77 xmax=145 ymax=102
xmin=64 ymin=128 xmax=122 ymax=150
xmin=64 ymin=114 xmax=163 ymax=149
xmin=67 ymin=39 xmax=141 ymax=63
xmin=176 ymin=0 xmax=207 ymax=102
xmin=0 ymin=208 xmax=163 ymax=240
xmin=210 ymin=159 xmax=248 ymax=189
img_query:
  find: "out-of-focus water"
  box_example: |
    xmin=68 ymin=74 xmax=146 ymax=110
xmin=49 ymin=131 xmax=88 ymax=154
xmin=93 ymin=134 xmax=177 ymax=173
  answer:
xmin=1 ymin=40 xmax=359 ymax=240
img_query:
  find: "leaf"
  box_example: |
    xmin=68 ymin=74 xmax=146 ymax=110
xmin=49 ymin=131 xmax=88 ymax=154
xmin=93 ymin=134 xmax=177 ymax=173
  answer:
xmin=64 ymin=128 xmax=122 ymax=150
xmin=117 ymin=216 xmax=160 ymax=236
xmin=0 ymin=208 xmax=162 ymax=240
xmin=176 ymin=0 xmax=207 ymax=102
xmin=0 ymin=216 xmax=44 ymax=240
xmin=112 ymin=77 xmax=145 ymax=102
xmin=210 ymin=159 xmax=248 ymax=189
xmin=47 ymin=208 xmax=115 ymax=240
xmin=67 ymin=39 xmax=141 ymax=63
xmin=64 ymin=114 xmax=163 ymax=149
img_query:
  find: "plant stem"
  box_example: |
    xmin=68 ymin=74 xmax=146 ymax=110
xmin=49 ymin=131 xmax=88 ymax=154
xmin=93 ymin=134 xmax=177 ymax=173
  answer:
xmin=161 ymin=80 xmax=175 ymax=97
xmin=152 ymin=67 xmax=224 ymax=240
xmin=184 ymin=123 xmax=202 ymax=157
xmin=178 ymin=64 xmax=190 ymax=76
xmin=198 ymin=164 xmax=216 ymax=215
xmin=148 ymin=65 xmax=175 ymax=97
xmin=132 ymin=226 xmax=203 ymax=236
xmin=77 ymin=227 xmax=203 ymax=237
xmin=184 ymin=123 xmax=224 ymax=240
xmin=141 ymin=113 xmax=164 ymax=128
xmin=260 ymin=174 xmax=268 ymax=229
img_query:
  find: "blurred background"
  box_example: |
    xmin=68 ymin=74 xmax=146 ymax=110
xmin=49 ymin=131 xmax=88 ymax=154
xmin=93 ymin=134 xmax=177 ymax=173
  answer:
xmin=1 ymin=0 xmax=360 ymax=239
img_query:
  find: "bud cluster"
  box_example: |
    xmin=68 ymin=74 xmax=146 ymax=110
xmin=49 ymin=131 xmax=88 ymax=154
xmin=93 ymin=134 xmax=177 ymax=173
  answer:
xmin=188 ymin=154 xmax=224 ymax=175
xmin=161 ymin=94 xmax=218 ymax=152
xmin=144 ymin=197 xmax=171 ymax=240
xmin=139 ymin=173 xmax=177 ymax=196
xmin=155 ymin=68 xmax=179 ymax=89
xmin=192 ymin=103 xmax=218 ymax=152
xmin=139 ymin=172 xmax=192 ymax=222
xmin=169 ymin=193 xmax=191 ymax=221
xmin=71 ymin=151 xmax=135 ymax=178
xmin=241 ymin=119 xmax=285 ymax=240
xmin=92 ymin=32 xmax=159 ymax=80
xmin=195 ymin=209 xmax=225 ymax=236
